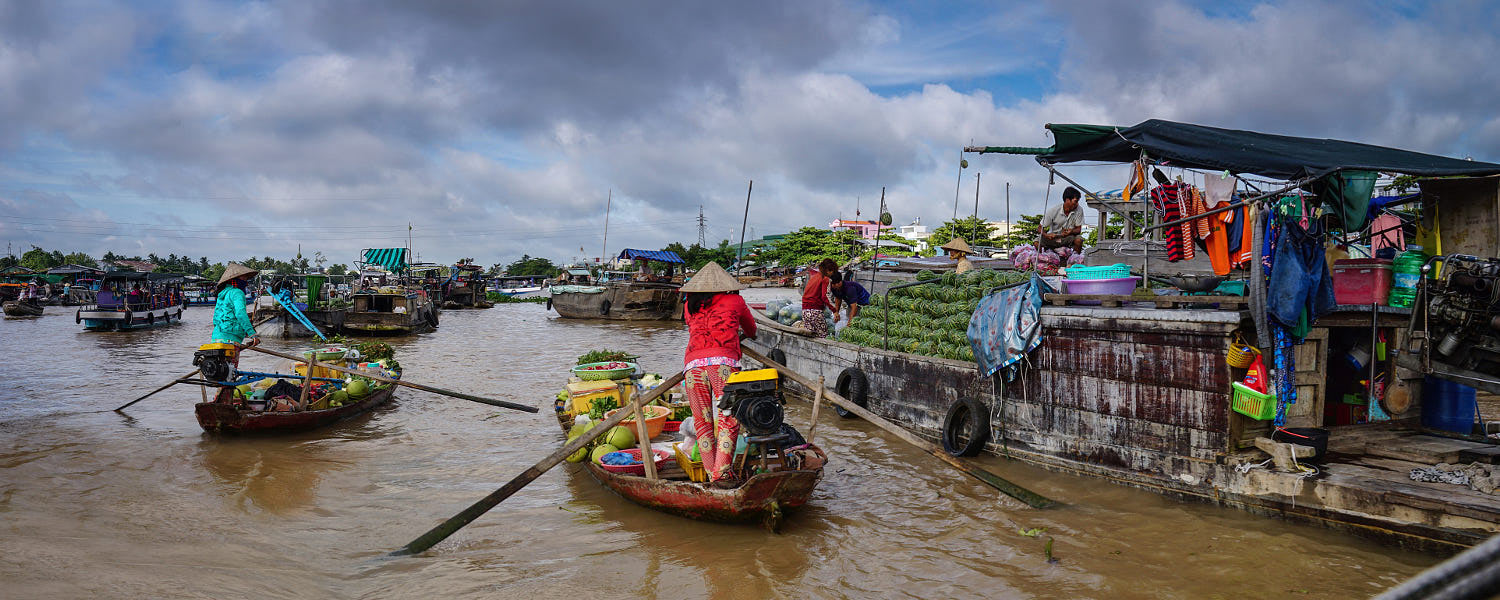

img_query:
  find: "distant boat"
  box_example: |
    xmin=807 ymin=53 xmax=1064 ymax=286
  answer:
xmin=77 ymin=271 xmax=186 ymax=330
xmin=3 ymin=299 xmax=43 ymax=317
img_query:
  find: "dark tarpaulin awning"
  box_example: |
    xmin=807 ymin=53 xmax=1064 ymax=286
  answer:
xmin=970 ymin=119 xmax=1500 ymax=181
xmin=363 ymin=248 xmax=408 ymax=271
xmin=617 ymin=249 xmax=685 ymax=264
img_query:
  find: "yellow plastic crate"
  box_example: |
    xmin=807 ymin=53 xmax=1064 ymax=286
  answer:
xmin=674 ymin=441 xmax=707 ymax=482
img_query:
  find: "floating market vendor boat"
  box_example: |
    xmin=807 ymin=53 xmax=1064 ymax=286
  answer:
xmin=441 ymin=262 xmax=493 ymax=309
xmin=192 ymin=343 xmax=401 ymax=433
xmin=491 ymin=275 xmax=547 ymax=298
xmin=549 ymin=249 xmax=684 ymax=321
xmin=77 ymin=271 xmax=186 ymax=330
xmin=556 ymin=363 xmax=826 ymax=530
xmin=343 ymin=250 xmax=440 ymax=335
xmin=3 ymin=298 xmax=43 ymax=317
xmin=744 ymin=119 xmax=1500 ymax=552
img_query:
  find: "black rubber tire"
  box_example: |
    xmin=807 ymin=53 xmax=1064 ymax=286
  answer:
xmin=123 ymin=310 xmax=132 ymax=326
xmin=600 ymin=299 xmax=611 ymax=315
xmin=833 ymin=368 xmax=868 ymax=419
xmin=428 ymin=310 xmax=439 ymax=327
xmin=545 ymin=297 xmax=553 ymax=311
xmin=75 ymin=310 xmax=81 ymax=324
xmin=941 ymin=397 xmax=990 ymax=457
xmin=147 ymin=313 xmax=155 ymax=326
xmin=768 ymin=348 xmax=787 ymax=367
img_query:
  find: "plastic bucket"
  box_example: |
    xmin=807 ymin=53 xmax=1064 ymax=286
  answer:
xmin=1422 ymin=376 xmax=1478 ymax=434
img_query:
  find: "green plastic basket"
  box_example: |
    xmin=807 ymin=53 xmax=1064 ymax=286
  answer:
xmin=1065 ymin=263 xmax=1132 ymax=280
xmin=1231 ymin=382 xmax=1277 ymax=420
xmin=572 ymin=361 xmax=635 ymax=381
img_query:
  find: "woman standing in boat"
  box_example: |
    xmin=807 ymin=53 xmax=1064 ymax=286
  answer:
xmin=680 ymin=261 xmax=757 ymax=486
xmin=211 ymin=263 xmax=260 ymax=347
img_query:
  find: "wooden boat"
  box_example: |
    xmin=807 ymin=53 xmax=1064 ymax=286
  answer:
xmin=550 ymin=280 xmax=681 ymax=320
xmin=581 ymin=444 xmax=826 ymax=530
xmin=195 ymin=383 xmax=396 ymax=433
xmin=441 ymin=263 xmax=494 ymax=309
xmin=77 ymin=271 xmax=186 ymax=330
xmin=2 ymin=299 xmax=43 ymax=317
xmin=343 ymin=263 xmax=440 ymax=335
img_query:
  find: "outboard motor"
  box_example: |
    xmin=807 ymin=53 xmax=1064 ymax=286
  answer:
xmin=193 ymin=342 xmax=240 ymax=383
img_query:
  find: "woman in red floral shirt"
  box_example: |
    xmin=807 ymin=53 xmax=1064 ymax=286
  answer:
xmin=680 ymin=262 xmax=757 ymax=486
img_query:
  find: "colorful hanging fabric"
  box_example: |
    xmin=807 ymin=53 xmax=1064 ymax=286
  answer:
xmin=1272 ymin=323 xmax=1297 ymax=427
xmin=1179 ymin=189 xmax=1198 ymax=261
xmin=1124 ymin=161 xmax=1146 ymax=203
xmin=1150 ymin=184 xmax=1184 ymax=261
xmin=1206 ymin=201 xmax=1232 ymax=276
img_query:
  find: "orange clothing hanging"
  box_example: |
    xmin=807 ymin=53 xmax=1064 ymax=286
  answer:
xmin=1234 ymin=204 xmax=1255 ymax=268
xmin=1206 ymin=201 xmax=1232 ymax=276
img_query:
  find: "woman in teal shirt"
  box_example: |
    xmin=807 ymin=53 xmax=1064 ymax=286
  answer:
xmin=211 ymin=263 xmax=261 ymax=346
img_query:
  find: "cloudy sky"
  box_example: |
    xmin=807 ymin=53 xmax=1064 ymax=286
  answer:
xmin=3 ymin=0 xmax=1499 ymax=267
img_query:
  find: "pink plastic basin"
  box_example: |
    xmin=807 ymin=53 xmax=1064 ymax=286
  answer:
xmin=1063 ymin=276 xmax=1139 ymax=303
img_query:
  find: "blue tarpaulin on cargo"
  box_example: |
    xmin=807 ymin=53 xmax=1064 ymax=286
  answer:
xmin=617 ymin=249 xmax=685 ymax=264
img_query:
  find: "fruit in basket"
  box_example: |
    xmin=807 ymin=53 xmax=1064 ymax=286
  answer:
xmin=580 ymin=361 xmax=631 ymax=371
xmin=591 ymin=444 xmax=620 ymax=464
xmin=604 ymin=425 xmax=636 ymax=449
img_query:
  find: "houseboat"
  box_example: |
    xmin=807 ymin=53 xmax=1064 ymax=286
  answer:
xmin=342 ymin=250 xmax=439 ymax=335
xmin=261 ymin=273 xmax=349 ymax=338
xmin=77 ymin=271 xmax=186 ymax=330
xmin=550 ymin=249 xmax=683 ymax=321
xmin=750 ymin=120 xmax=1500 ymax=553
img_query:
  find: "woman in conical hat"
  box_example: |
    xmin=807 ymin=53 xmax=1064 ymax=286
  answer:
xmin=680 ymin=261 xmax=756 ymax=486
xmin=941 ymin=237 xmax=975 ymax=274
xmin=210 ymin=263 xmax=261 ymax=346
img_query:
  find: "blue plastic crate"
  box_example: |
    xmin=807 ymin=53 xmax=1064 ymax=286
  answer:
xmin=1065 ymin=263 xmax=1131 ymax=280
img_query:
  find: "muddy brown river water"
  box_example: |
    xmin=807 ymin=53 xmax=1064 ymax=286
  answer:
xmin=0 ymin=294 xmax=1439 ymax=599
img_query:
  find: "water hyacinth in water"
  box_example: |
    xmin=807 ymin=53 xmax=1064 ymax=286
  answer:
xmin=837 ymin=269 xmax=1028 ymax=361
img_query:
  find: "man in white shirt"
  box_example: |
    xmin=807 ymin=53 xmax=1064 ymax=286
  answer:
xmin=1041 ymin=186 xmax=1085 ymax=252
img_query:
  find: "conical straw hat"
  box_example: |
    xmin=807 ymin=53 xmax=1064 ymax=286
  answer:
xmin=680 ymin=261 xmax=744 ymax=292
xmin=940 ymin=237 xmax=973 ymax=253
xmin=217 ymin=263 xmax=260 ymax=288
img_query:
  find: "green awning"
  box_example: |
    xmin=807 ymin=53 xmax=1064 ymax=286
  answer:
xmin=363 ymin=248 xmax=408 ymax=272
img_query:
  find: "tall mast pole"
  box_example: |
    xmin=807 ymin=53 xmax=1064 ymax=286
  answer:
xmin=600 ymin=189 xmax=612 ymax=267
xmin=1005 ymin=182 xmax=1011 ymax=252
xmin=737 ymin=180 xmax=753 ymax=274
xmin=972 ymin=172 xmax=982 ymax=242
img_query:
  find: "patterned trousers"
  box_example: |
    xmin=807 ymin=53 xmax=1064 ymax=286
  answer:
xmin=685 ymin=365 xmax=741 ymax=481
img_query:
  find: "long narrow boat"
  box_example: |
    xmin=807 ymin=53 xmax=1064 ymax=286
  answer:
xmin=580 ymin=444 xmax=826 ymax=530
xmin=195 ymin=384 xmax=396 ymax=433
xmin=2 ymin=299 xmax=43 ymax=317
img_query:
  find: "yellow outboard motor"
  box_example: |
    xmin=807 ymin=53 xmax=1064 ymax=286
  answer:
xmin=718 ymin=368 xmax=784 ymax=436
xmin=193 ymin=342 xmax=239 ymax=382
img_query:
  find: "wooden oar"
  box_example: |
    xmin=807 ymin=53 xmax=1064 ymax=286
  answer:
xmin=391 ymin=370 xmax=686 ymax=556
xmin=239 ymin=345 xmax=538 ymax=413
xmin=115 ymin=314 xmax=278 ymax=412
xmin=742 ymin=345 xmax=1056 ymax=509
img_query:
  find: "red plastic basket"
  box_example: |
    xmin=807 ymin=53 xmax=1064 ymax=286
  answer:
xmin=598 ymin=448 xmax=672 ymax=476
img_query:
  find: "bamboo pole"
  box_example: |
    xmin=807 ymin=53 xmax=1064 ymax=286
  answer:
xmin=391 ymin=370 xmax=686 ymax=556
xmin=241 ymin=345 xmax=537 ymax=413
xmin=742 ymin=345 xmax=1055 ymax=509
xmin=807 ymin=375 xmax=824 ymax=443
xmin=632 ymin=396 xmax=657 ymax=480
xmin=116 ymin=315 xmax=277 ymax=412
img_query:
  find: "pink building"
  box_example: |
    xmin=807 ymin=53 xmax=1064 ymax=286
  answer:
xmin=828 ymin=219 xmax=891 ymax=239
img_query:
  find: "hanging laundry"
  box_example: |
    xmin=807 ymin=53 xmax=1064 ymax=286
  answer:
xmin=1150 ymin=184 xmax=1185 ymax=261
xmin=1205 ymin=201 xmax=1232 ymax=276
xmin=1204 ymin=172 xmax=1235 ymax=206
xmin=1370 ymin=213 xmax=1405 ymax=253
xmin=1267 ymin=214 xmax=1336 ymax=340
xmin=1124 ymin=161 xmax=1146 ymax=203
xmin=1178 ymin=188 xmax=1199 ymax=261
xmin=1234 ymin=204 xmax=1255 ymax=268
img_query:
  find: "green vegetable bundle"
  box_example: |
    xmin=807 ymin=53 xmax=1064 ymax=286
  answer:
xmin=836 ymin=268 xmax=1027 ymax=362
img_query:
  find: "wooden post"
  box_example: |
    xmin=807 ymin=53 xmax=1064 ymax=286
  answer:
xmin=807 ymin=375 xmax=824 ymax=443
xmin=632 ymin=392 xmax=657 ymax=480
xmin=299 ymin=355 xmax=316 ymax=410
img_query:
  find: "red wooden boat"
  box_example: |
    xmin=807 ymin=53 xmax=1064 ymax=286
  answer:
xmin=581 ymin=444 xmax=827 ymax=531
xmin=195 ymin=384 xmax=396 ymax=433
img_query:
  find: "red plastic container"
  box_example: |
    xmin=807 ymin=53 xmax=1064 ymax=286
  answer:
xmin=1332 ymin=258 xmax=1392 ymax=305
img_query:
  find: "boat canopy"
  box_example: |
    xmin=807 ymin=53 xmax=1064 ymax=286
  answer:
xmin=47 ymin=264 xmax=105 ymax=276
xmin=103 ymin=271 xmax=184 ymax=284
xmin=617 ymin=249 xmax=685 ymax=264
xmin=968 ymin=119 xmax=1500 ymax=181
xmin=362 ymin=248 xmax=408 ymax=272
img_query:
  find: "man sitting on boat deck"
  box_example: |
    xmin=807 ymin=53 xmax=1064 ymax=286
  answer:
xmin=828 ymin=271 xmax=870 ymax=330
xmin=680 ymin=261 xmax=757 ymax=486
xmin=942 ymin=238 xmax=976 ymax=274
xmin=211 ymin=263 xmax=260 ymax=349
xmin=1040 ymin=186 xmax=1086 ymax=253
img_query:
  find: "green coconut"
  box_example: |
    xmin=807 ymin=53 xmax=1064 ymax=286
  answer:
xmin=566 ymin=422 xmax=591 ymax=441
xmin=327 ymin=390 xmax=350 ymax=407
xmin=603 ymin=425 xmax=636 ymax=450
xmin=346 ymin=379 xmax=370 ymax=399
xmin=590 ymin=444 xmax=620 ymax=464
xmin=565 ymin=445 xmax=590 ymax=463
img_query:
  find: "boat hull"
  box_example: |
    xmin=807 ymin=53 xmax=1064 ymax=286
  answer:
xmin=78 ymin=305 xmax=184 ymax=330
xmin=552 ymin=283 xmax=681 ymax=321
xmin=583 ymin=445 xmax=825 ymax=526
xmin=195 ymin=385 xmax=396 ymax=433
xmin=3 ymin=301 xmax=43 ymax=317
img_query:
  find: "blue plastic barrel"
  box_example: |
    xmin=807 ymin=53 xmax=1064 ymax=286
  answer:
xmin=1422 ymin=376 xmax=1478 ymax=434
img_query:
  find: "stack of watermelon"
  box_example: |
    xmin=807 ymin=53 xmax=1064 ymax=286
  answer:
xmin=837 ymin=269 xmax=1028 ymax=361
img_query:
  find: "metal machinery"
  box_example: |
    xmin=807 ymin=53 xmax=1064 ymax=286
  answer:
xmin=1412 ymin=255 xmax=1500 ymax=383
xmin=193 ymin=342 xmax=240 ymax=383
xmin=719 ymin=369 xmax=807 ymax=473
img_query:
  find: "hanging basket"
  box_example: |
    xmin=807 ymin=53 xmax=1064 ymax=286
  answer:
xmin=1227 ymin=332 xmax=1258 ymax=369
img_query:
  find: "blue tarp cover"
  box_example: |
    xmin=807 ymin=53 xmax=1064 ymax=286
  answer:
xmin=617 ymin=249 xmax=685 ymax=264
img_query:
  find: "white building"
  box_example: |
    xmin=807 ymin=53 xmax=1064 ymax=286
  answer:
xmin=896 ymin=219 xmax=931 ymax=253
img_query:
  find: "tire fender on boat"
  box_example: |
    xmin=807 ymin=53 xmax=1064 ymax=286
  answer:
xmin=123 ymin=310 xmax=132 ymax=325
xmin=427 ymin=309 xmax=439 ymax=328
xmin=148 ymin=312 xmax=155 ymax=326
xmin=545 ymin=296 xmax=553 ymax=311
xmin=768 ymin=348 xmax=787 ymax=367
xmin=75 ymin=309 xmax=82 ymax=324
xmin=941 ymin=397 xmax=990 ymax=457
xmin=833 ymin=368 xmax=868 ymax=419
xmin=600 ymin=299 xmax=611 ymax=315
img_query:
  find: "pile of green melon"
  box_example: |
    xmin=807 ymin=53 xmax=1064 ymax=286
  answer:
xmin=837 ymin=269 xmax=1028 ymax=361
xmin=564 ymin=419 xmax=639 ymax=464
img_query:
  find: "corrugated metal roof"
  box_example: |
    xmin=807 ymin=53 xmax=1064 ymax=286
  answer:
xmin=617 ymin=249 xmax=685 ymax=264
xmin=362 ymin=248 xmax=408 ymax=271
